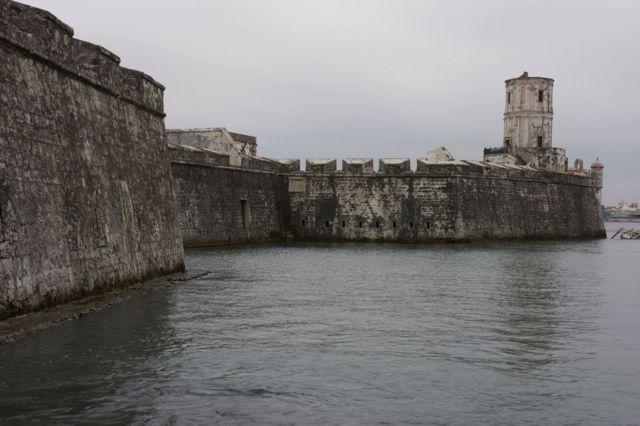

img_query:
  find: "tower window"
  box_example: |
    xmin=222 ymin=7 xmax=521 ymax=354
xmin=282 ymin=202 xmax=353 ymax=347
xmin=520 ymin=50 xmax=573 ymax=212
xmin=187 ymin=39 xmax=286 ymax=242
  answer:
xmin=507 ymin=92 xmax=511 ymax=104
xmin=302 ymin=220 xmax=305 ymax=227
xmin=537 ymin=136 xmax=543 ymax=148
xmin=359 ymin=221 xmax=363 ymax=228
xmin=376 ymin=221 xmax=380 ymax=228
xmin=505 ymin=138 xmax=511 ymax=148
xmin=325 ymin=221 xmax=330 ymax=228
xmin=342 ymin=220 xmax=346 ymax=228
xmin=538 ymin=90 xmax=543 ymax=102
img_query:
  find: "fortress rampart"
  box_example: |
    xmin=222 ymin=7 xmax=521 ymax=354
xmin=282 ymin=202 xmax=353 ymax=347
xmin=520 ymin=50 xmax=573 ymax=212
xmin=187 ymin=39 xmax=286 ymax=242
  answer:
xmin=288 ymin=160 xmax=602 ymax=241
xmin=168 ymin=145 xmax=291 ymax=246
xmin=0 ymin=1 xmax=606 ymax=319
xmin=0 ymin=2 xmax=184 ymax=319
xmin=168 ymin=146 xmax=604 ymax=244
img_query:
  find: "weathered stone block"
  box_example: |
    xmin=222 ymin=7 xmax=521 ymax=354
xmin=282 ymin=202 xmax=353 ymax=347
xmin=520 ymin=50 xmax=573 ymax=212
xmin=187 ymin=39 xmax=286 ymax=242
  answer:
xmin=306 ymin=159 xmax=337 ymax=174
xmin=342 ymin=159 xmax=374 ymax=174
xmin=379 ymin=159 xmax=410 ymax=174
xmin=276 ymin=159 xmax=301 ymax=172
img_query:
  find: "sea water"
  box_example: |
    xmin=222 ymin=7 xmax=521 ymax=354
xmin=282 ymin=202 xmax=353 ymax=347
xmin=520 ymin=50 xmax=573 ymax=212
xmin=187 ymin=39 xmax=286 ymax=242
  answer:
xmin=1 ymin=223 xmax=639 ymax=425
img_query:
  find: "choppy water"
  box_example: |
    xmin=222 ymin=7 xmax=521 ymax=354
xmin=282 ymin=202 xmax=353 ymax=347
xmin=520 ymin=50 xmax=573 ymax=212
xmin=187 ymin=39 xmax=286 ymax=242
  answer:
xmin=1 ymin=223 xmax=640 ymax=425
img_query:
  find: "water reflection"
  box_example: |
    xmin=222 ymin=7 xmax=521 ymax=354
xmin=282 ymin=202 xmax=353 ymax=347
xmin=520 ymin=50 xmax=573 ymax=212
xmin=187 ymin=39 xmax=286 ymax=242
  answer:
xmin=495 ymin=244 xmax=563 ymax=370
xmin=495 ymin=243 xmax=602 ymax=371
xmin=0 ymin=288 xmax=183 ymax=424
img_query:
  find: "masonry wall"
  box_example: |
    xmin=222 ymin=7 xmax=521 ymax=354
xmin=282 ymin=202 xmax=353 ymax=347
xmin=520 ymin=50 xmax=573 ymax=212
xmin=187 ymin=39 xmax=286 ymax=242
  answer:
xmin=289 ymin=162 xmax=605 ymax=241
xmin=169 ymin=146 xmax=290 ymax=246
xmin=0 ymin=1 xmax=184 ymax=318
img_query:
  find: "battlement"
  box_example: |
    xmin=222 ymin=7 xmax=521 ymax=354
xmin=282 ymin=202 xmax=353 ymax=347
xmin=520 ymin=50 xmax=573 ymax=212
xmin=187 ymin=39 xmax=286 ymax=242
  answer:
xmin=343 ymin=159 xmax=374 ymax=174
xmin=379 ymin=159 xmax=411 ymax=174
xmin=0 ymin=0 xmax=165 ymax=116
xmin=168 ymin=142 xmax=600 ymax=188
xmin=291 ymin=158 xmax=595 ymax=186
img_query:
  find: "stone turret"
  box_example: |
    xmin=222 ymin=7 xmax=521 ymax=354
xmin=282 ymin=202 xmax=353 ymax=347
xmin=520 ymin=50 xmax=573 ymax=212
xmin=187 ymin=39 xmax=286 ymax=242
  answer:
xmin=591 ymin=158 xmax=604 ymax=204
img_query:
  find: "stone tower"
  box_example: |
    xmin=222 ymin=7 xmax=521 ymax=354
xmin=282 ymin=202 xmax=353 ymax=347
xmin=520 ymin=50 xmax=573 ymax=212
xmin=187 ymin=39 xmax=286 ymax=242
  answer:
xmin=503 ymin=71 xmax=554 ymax=150
xmin=590 ymin=159 xmax=604 ymax=205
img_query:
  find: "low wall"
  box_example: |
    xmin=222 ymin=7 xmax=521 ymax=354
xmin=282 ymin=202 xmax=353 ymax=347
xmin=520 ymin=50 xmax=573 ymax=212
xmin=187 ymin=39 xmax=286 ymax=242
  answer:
xmin=288 ymin=161 xmax=605 ymax=241
xmin=0 ymin=1 xmax=184 ymax=318
xmin=169 ymin=146 xmax=290 ymax=246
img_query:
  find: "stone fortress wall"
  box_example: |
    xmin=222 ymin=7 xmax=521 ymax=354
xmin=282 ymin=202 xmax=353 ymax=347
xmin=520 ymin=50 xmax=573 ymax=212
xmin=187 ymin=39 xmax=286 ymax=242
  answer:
xmin=0 ymin=1 xmax=185 ymax=319
xmin=167 ymin=145 xmax=604 ymax=244
xmin=288 ymin=157 xmax=603 ymax=241
xmin=0 ymin=1 xmax=606 ymax=319
xmin=168 ymin=144 xmax=292 ymax=246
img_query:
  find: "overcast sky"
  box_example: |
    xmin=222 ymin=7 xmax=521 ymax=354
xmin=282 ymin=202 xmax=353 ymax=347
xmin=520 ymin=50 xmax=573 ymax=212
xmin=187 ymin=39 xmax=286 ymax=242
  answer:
xmin=22 ymin=0 xmax=640 ymax=205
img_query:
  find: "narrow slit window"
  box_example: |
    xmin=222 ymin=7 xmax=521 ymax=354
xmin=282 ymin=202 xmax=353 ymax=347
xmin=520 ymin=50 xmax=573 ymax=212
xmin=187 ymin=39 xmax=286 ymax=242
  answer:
xmin=359 ymin=221 xmax=363 ymax=228
xmin=427 ymin=222 xmax=430 ymax=229
xmin=342 ymin=220 xmax=346 ymax=228
xmin=538 ymin=90 xmax=543 ymax=102
xmin=507 ymin=92 xmax=511 ymax=104
xmin=409 ymin=221 xmax=414 ymax=228
xmin=376 ymin=221 xmax=380 ymax=228
xmin=325 ymin=221 xmax=330 ymax=228
xmin=393 ymin=221 xmax=397 ymax=229
xmin=537 ymin=136 xmax=543 ymax=148
xmin=240 ymin=200 xmax=250 ymax=230
xmin=302 ymin=220 xmax=305 ymax=227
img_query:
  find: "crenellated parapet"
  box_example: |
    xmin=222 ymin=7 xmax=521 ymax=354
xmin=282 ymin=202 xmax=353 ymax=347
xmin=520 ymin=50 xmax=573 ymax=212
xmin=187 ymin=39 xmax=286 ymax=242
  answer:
xmin=169 ymin=140 xmax=602 ymax=191
xmin=0 ymin=1 xmax=165 ymax=116
xmin=266 ymin=157 xmax=597 ymax=188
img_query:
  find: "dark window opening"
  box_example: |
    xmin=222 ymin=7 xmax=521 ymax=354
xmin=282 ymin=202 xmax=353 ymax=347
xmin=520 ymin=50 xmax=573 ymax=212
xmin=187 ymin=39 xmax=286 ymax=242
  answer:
xmin=325 ymin=221 xmax=330 ymax=228
xmin=376 ymin=221 xmax=380 ymax=228
xmin=538 ymin=90 xmax=543 ymax=102
xmin=393 ymin=221 xmax=397 ymax=229
xmin=505 ymin=138 xmax=511 ymax=148
xmin=302 ymin=220 xmax=305 ymax=227
xmin=359 ymin=221 xmax=363 ymax=228
xmin=537 ymin=136 xmax=543 ymax=148
xmin=507 ymin=92 xmax=511 ymax=104
xmin=342 ymin=220 xmax=346 ymax=228
xmin=240 ymin=200 xmax=250 ymax=230
xmin=409 ymin=221 xmax=414 ymax=228
xmin=427 ymin=222 xmax=431 ymax=229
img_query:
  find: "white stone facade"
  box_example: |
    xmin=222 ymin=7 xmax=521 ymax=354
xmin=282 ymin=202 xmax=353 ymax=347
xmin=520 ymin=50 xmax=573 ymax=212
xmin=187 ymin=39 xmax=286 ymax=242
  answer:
xmin=504 ymin=72 xmax=554 ymax=150
xmin=484 ymin=72 xmax=569 ymax=172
